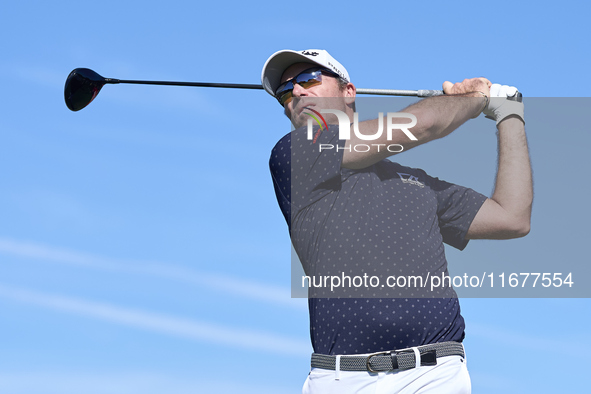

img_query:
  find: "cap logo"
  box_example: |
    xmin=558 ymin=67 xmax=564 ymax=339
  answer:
xmin=301 ymin=50 xmax=319 ymax=56
xmin=327 ymin=61 xmax=345 ymax=80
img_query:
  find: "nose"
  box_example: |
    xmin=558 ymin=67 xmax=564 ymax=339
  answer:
xmin=292 ymin=82 xmax=308 ymax=97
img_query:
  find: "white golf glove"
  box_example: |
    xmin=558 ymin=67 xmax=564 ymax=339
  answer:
xmin=484 ymin=84 xmax=524 ymax=125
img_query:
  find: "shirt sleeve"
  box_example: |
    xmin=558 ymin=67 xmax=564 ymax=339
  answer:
xmin=428 ymin=175 xmax=488 ymax=250
xmin=269 ymin=131 xmax=292 ymax=226
xmin=269 ymin=125 xmax=345 ymax=228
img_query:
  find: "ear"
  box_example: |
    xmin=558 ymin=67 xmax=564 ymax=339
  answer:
xmin=345 ymin=82 xmax=356 ymax=105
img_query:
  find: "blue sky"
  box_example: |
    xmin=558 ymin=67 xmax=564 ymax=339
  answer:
xmin=1 ymin=1 xmax=590 ymax=393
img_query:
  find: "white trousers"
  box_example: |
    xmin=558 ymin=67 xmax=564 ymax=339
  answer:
xmin=302 ymin=355 xmax=470 ymax=394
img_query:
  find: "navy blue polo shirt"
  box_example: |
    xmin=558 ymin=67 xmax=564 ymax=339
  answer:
xmin=269 ymin=125 xmax=487 ymax=355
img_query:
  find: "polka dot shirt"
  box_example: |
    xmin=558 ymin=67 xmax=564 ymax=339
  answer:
xmin=269 ymin=125 xmax=487 ymax=355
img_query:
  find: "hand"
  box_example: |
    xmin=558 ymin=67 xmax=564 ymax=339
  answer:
xmin=442 ymin=77 xmax=492 ymax=97
xmin=483 ymin=84 xmax=524 ymax=125
xmin=443 ymin=78 xmax=492 ymax=118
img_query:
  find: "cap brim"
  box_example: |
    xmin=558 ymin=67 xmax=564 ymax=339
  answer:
xmin=261 ymin=50 xmax=322 ymax=96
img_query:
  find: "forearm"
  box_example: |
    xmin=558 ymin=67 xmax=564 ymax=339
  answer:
xmin=342 ymin=95 xmax=486 ymax=169
xmin=403 ymin=95 xmax=485 ymax=142
xmin=491 ymin=116 xmax=533 ymax=233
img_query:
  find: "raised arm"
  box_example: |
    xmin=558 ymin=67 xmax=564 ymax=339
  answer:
xmin=342 ymin=78 xmax=491 ymax=169
xmin=466 ymin=117 xmax=532 ymax=239
xmin=466 ymin=86 xmax=533 ymax=239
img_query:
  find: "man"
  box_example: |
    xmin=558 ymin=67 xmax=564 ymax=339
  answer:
xmin=262 ymin=49 xmax=532 ymax=393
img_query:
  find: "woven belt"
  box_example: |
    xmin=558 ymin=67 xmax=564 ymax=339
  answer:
xmin=311 ymin=341 xmax=464 ymax=373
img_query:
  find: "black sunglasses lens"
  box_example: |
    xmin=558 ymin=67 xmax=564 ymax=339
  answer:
xmin=275 ymin=80 xmax=293 ymax=96
xmin=278 ymin=90 xmax=293 ymax=106
xmin=296 ymin=73 xmax=322 ymax=89
xmin=275 ymin=68 xmax=324 ymax=106
xmin=275 ymin=80 xmax=294 ymax=106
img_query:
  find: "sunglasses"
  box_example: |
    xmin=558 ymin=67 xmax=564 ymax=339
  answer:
xmin=275 ymin=67 xmax=341 ymax=106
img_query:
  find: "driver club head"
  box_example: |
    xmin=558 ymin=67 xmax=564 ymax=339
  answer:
xmin=64 ymin=68 xmax=107 ymax=111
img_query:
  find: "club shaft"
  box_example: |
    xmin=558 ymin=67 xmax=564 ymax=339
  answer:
xmin=107 ymin=78 xmax=443 ymax=97
xmin=109 ymin=78 xmax=264 ymax=90
xmin=356 ymin=88 xmax=444 ymax=97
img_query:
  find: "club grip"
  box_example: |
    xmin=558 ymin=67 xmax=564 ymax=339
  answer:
xmin=418 ymin=90 xmax=522 ymax=102
xmin=417 ymin=89 xmax=444 ymax=97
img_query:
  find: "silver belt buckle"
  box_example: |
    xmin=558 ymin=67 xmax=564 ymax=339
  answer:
xmin=365 ymin=350 xmax=391 ymax=373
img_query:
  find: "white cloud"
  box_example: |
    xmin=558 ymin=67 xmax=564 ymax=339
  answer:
xmin=0 ymin=371 xmax=296 ymax=394
xmin=0 ymin=284 xmax=311 ymax=357
xmin=0 ymin=237 xmax=304 ymax=309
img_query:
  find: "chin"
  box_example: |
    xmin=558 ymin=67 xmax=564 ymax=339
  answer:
xmin=285 ymin=108 xmax=305 ymax=129
xmin=291 ymin=117 xmax=306 ymax=129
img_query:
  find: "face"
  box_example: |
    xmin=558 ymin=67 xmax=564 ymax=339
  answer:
xmin=280 ymin=63 xmax=353 ymax=128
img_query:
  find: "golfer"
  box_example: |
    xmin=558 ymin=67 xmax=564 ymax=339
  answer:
xmin=262 ymin=49 xmax=532 ymax=393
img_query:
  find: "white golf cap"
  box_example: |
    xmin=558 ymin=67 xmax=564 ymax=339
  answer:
xmin=261 ymin=49 xmax=350 ymax=97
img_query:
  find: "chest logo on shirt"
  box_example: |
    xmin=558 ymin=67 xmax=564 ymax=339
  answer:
xmin=397 ymin=172 xmax=425 ymax=188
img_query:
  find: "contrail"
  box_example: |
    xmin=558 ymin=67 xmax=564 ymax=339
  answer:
xmin=0 ymin=237 xmax=303 ymax=309
xmin=0 ymin=284 xmax=311 ymax=357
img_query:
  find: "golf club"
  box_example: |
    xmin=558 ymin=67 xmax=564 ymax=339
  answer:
xmin=64 ymin=68 xmax=446 ymax=112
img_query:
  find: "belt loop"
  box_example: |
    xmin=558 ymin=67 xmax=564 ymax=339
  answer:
xmin=411 ymin=347 xmax=421 ymax=369
xmin=335 ymin=355 xmax=341 ymax=380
